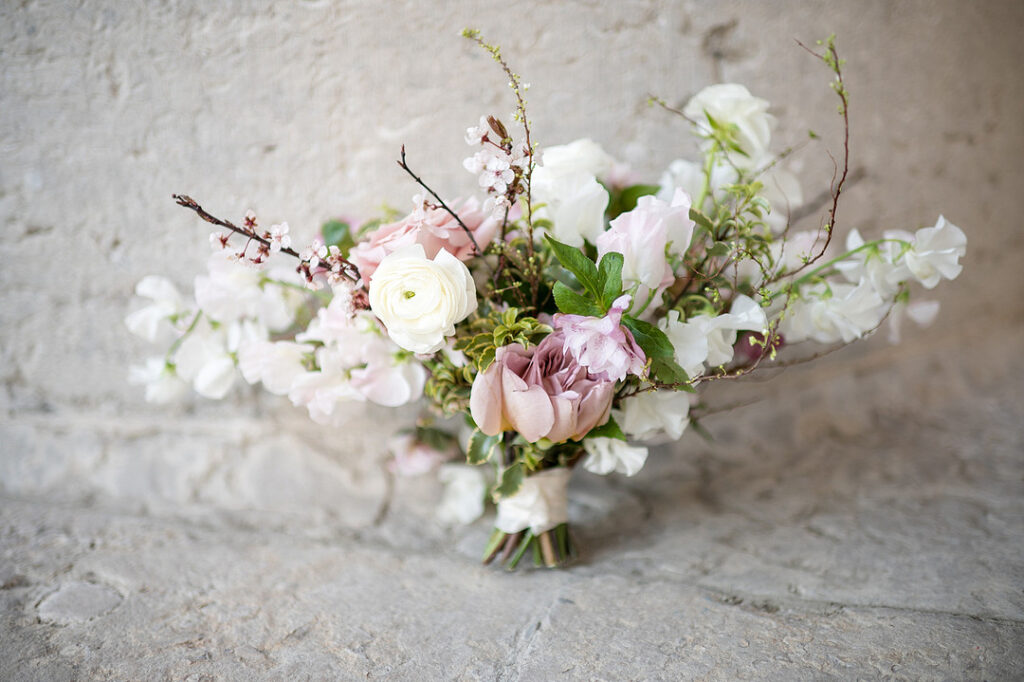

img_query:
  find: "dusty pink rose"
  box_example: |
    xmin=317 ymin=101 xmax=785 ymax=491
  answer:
xmin=350 ymin=197 xmax=498 ymax=283
xmin=469 ymin=333 xmax=614 ymax=443
xmin=553 ymin=294 xmax=646 ymax=382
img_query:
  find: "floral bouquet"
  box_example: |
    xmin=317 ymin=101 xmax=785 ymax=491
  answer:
xmin=126 ymin=34 xmax=966 ymax=569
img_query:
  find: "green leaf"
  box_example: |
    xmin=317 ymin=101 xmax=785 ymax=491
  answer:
xmin=466 ymin=430 xmax=501 ymax=465
xmin=707 ymin=241 xmax=731 ymax=259
xmin=544 ymin=235 xmax=601 ymax=299
xmin=321 ymin=220 xmax=354 ymax=253
xmin=689 ymin=208 xmax=714 ymax=233
xmin=623 ymin=316 xmax=674 ymax=359
xmin=618 ymin=184 xmax=660 ymax=212
xmin=493 ymin=462 xmax=524 ymax=500
xmin=597 ymin=251 xmax=624 ymax=310
xmin=553 ymin=282 xmax=603 ymax=317
xmin=607 ymin=183 xmax=661 ymax=218
xmin=586 ymin=416 xmax=626 ymax=441
xmin=416 ymin=426 xmax=456 ymax=453
xmin=651 ymin=358 xmax=693 ymax=388
xmin=623 ymin=316 xmax=692 ymax=387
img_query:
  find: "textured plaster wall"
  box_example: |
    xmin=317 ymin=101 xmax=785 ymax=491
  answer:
xmin=1 ymin=0 xmax=1022 ymax=516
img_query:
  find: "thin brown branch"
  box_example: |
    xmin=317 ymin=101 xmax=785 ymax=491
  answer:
xmin=396 ymin=146 xmax=481 ymax=256
xmin=172 ymin=194 xmax=361 ymax=284
xmin=780 ymin=38 xmax=850 ymax=283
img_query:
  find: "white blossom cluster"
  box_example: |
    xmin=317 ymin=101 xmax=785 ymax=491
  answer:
xmin=128 ymin=76 xmax=967 ymax=533
xmin=126 ymin=249 xmax=427 ymax=417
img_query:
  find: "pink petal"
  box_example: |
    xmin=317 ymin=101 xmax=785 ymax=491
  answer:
xmin=502 ymin=366 xmax=555 ymax=442
xmin=469 ymin=363 xmax=505 ymax=436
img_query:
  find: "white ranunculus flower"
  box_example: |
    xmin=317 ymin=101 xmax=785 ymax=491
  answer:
xmin=539 ymin=138 xmax=615 ymax=180
xmin=436 ymin=464 xmax=487 ymax=526
xmin=532 ymin=166 xmax=609 ymax=247
xmin=684 ymin=83 xmax=773 ymax=167
xmin=614 ymin=390 xmax=691 ymax=441
xmin=369 ymin=244 xmax=476 ymax=354
xmin=582 ymin=438 xmax=649 ymax=476
xmin=901 ymin=216 xmax=967 ymax=289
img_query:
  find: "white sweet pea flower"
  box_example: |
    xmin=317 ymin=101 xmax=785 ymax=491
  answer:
xmin=237 ymin=339 xmax=313 ymax=395
xmin=887 ymin=299 xmax=940 ymax=344
xmin=705 ymin=295 xmax=768 ymax=366
xmin=128 ymin=357 xmax=188 ymax=404
xmin=436 ymin=464 xmax=487 ymax=526
xmin=194 ymin=252 xmax=299 ymax=331
xmin=684 ymin=84 xmax=773 ymax=167
xmin=288 ymin=345 xmax=365 ymax=424
xmin=900 ymin=216 xmax=967 ymax=289
xmin=368 ymin=244 xmax=476 ymax=354
xmin=349 ymin=346 xmax=427 ymax=408
xmin=781 ymin=279 xmax=888 ymax=344
xmin=582 ymin=438 xmax=649 ymax=476
xmin=125 ymin=276 xmax=188 ymax=343
xmin=532 ymin=166 xmax=609 ymax=247
xmin=756 ymin=163 xmax=804 ymax=233
xmin=173 ymin=319 xmax=247 ymax=400
xmin=614 ymin=390 xmax=691 ymax=441
xmin=834 ymin=228 xmax=908 ymax=299
xmin=658 ymin=158 xmax=732 ymax=205
xmin=660 ymin=295 xmax=767 ymax=376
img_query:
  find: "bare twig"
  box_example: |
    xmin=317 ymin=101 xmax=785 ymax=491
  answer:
xmin=396 ymin=146 xmax=481 ymax=256
xmin=776 ymin=37 xmax=850 ymax=283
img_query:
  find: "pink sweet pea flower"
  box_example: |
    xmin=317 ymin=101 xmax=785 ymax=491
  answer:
xmin=350 ymin=196 xmax=498 ymax=284
xmin=553 ymin=295 xmax=646 ymax=382
xmin=469 ymin=333 xmax=614 ymax=443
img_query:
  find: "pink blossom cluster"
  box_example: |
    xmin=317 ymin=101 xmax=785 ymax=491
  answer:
xmin=553 ymin=295 xmax=646 ymax=383
xmin=349 ymin=194 xmax=498 ymax=284
xmin=463 ymin=115 xmax=531 ymax=216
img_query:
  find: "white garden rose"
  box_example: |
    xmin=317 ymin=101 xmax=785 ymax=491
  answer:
xmin=531 ymin=165 xmax=609 ymax=247
xmin=684 ymin=83 xmax=773 ymax=167
xmin=369 ymin=244 xmax=476 ymax=354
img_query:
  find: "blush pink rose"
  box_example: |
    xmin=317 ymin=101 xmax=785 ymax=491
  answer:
xmin=350 ymin=197 xmax=498 ymax=284
xmin=469 ymin=333 xmax=614 ymax=443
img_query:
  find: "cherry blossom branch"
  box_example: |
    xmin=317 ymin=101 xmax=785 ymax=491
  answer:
xmin=173 ymin=194 xmax=301 ymax=259
xmin=462 ymin=29 xmax=540 ymax=305
xmin=396 ymin=146 xmax=481 ymax=256
xmin=172 ymin=194 xmax=362 ymax=285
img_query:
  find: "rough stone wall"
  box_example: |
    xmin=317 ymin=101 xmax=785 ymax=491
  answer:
xmin=1 ymin=0 xmax=1022 ymax=528
xmin=2 ymin=2 xmax=1024 ymax=678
